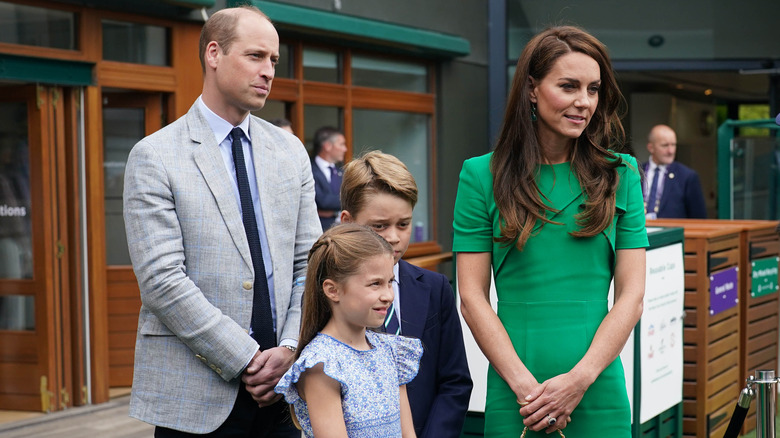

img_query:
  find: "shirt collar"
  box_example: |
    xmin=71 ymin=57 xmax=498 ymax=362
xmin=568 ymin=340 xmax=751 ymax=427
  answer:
xmin=314 ymin=155 xmax=334 ymax=175
xmin=648 ymin=159 xmax=667 ymax=174
xmin=196 ymin=96 xmax=251 ymax=144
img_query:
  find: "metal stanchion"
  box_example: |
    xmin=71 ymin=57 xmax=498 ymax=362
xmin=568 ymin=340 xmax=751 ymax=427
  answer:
xmin=754 ymin=370 xmax=777 ymax=438
xmin=723 ymin=370 xmax=778 ymax=438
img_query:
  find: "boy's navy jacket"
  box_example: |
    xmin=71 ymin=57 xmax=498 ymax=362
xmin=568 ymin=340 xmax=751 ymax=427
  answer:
xmin=397 ymin=259 xmax=473 ymax=438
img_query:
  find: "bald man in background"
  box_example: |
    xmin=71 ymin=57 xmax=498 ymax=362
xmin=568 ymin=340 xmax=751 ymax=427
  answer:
xmin=642 ymin=124 xmax=707 ymax=219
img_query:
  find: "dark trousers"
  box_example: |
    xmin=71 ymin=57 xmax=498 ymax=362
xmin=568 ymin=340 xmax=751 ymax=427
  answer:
xmin=154 ymin=386 xmax=299 ymax=438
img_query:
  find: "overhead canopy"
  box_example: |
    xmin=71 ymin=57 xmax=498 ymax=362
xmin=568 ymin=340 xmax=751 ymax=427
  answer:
xmin=0 ymin=54 xmax=93 ymax=86
xmin=233 ymin=0 xmax=470 ymax=58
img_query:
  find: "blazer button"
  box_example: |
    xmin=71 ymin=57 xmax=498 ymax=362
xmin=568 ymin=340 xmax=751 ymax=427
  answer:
xmin=243 ymin=280 xmax=253 ymax=290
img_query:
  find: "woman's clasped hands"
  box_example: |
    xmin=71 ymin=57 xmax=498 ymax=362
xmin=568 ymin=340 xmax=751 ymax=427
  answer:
xmin=518 ymin=372 xmax=589 ymax=435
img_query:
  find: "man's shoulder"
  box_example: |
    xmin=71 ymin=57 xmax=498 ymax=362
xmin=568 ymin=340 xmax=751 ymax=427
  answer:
xmin=669 ymin=161 xmax=698 ymax=177
xmin=142 ymin=111 xmax=190 ymax=142
xmin=249 ymin=115 xmax=311 ymax=159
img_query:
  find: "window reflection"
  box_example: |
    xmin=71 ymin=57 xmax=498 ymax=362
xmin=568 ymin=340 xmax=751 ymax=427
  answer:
xmin=0 ymin=295 xmax=35 ymax=330
xmin=352 ymin=55 xmax=428 ymax=93
xmin=102 ymin=20 xmax=169 ymax=66
xmin=0 ymin=101 xmax=33 ymax=279
xmin=352 ymin=109 xmax=430 ymax=242
xmin=303 ymin=47 xmax=341 ymax=83
xmin=103 ymin=107 xmax=143 ymax=265
xmin=0 ymin=2 xmax=75 ymax=50
xmin=276 ymin=43 xmax=292 ymax=78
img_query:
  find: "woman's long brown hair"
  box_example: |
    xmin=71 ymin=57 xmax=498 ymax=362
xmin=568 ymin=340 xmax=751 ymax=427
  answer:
xmin=491 ymin=25 xmax=627 ymax=250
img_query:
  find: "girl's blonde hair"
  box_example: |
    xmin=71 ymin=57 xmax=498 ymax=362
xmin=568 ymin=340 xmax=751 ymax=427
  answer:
xmin=296 ymin=223 xmax=394 ymax=359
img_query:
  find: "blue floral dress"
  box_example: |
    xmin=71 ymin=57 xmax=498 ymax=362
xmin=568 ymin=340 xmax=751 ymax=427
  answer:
xmin=275 ymin=331 xmax=423 ymax=438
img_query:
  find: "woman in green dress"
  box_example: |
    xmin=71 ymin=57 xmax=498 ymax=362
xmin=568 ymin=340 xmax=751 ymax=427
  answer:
xmin=453 ymin=26 xmax=647 ymax=437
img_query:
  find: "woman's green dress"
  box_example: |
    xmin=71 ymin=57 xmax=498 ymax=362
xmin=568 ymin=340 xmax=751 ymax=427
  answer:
xmin=453 ymin=152 xmax=648 ymax=437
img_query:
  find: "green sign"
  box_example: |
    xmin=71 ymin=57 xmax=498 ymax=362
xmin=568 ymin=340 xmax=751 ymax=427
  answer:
xmin=751 ymin=257 xmax=779 ymax=298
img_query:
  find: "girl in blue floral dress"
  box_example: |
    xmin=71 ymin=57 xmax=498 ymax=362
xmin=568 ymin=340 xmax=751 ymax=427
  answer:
xmin=275 ymin=224 xmax=423 ymax=438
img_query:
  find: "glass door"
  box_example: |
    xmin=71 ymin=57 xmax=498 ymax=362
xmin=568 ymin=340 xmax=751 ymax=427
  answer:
xmin=101 ymin=91 xmax=164 ymax=388
xmin=731 ymin=136 xmax=780 ymax=219
xmin=0 ymin=84 xmax=75 ymax=412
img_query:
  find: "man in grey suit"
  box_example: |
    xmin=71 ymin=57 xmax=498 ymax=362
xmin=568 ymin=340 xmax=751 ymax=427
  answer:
xmin=123 ymin=6 xmax=320 ymax=437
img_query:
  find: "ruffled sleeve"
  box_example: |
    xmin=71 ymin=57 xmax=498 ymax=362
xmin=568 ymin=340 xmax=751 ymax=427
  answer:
xmin=274 ymin=337 xmax=352 ymax=404
xmin=381 ymin=334 xmax=423 ymax=385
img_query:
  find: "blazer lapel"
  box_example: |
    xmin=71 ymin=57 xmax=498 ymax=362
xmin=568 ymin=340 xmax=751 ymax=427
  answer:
xmin=190 ymin=108 xmax=253 ymax=271
xmin=398 ymin=261 xmax=431 ymax=340
xmin=249 ymin=118 xmax=281 ymax=272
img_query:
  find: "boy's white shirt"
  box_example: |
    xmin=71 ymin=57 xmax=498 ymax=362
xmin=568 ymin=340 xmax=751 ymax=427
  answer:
xmin=392 ymin=262 xmax=401 ymax=327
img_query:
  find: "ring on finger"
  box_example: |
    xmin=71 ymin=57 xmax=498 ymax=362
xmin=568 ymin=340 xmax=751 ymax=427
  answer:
xmin=546 ymin=414 xmax=557 ymax=426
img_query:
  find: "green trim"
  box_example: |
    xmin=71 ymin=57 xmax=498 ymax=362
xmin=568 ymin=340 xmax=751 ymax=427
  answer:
xmin=717 ymin=119 xmax=780 ymax=218
xmin=0 ymin=54 xmax=93 ymax=86
xmin=647 ymin=227 xmax=685 ymax=249
xmin=636 ymin=404 xmax=683 ymax=438
xmin=233 ymin=1 xmax=470 ymax=58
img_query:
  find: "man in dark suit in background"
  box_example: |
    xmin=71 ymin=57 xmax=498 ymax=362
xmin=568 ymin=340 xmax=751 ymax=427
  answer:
xmin=643 ymin=124 xmax=707 ymax=219
xmin=310 ymin=126 xmax=346 ymax=230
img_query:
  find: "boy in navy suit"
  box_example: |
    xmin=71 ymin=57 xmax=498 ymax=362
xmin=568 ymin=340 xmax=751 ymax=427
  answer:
xmin=339 ymin=151 xmax=472 ymax=437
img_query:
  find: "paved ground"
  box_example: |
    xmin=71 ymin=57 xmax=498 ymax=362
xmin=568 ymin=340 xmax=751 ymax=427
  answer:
xmin=0 ymin=395 xmax=154 ymax=438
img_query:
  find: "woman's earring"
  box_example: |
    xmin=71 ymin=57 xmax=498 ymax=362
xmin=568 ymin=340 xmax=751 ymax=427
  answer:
xmin=531 ymin=104 xmax=538 ymax=122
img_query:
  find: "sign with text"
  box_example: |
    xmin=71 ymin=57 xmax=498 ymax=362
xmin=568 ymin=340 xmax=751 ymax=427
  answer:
xmin=709 ymin=267 xmax=738 ymax=315
xmin=640 ymin=242 xmax=684 ymax=423
xmin=751 ymin=257 xmax=779 ymax=298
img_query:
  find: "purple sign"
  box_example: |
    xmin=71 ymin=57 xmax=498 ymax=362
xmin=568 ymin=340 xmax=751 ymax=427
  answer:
xmin=709 ymin=267 xmax=738 ymax=315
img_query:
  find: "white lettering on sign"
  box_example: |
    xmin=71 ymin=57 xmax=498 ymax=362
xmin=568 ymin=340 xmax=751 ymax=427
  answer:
xmin=714 ymin=282 xmax=735 ymax=295
xmin=0 ymin=205 xmax=27 ymax=217
xmin=753 ymin=267 xmax=778 ymax=278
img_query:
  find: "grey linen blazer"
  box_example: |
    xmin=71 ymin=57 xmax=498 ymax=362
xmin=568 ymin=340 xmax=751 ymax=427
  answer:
xmin=123 ymin=103 xmax=321 ymax=433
